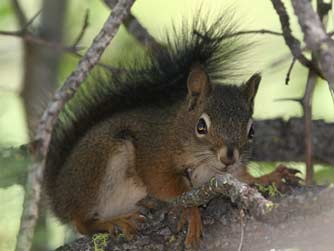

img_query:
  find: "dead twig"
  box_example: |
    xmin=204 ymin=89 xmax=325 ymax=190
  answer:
xmin=14 ymin=1 xmax=135 ymax=251
xmin=238 ymin=209 xmax=246 ymax=251
xmin=223 ymin=29 xmax=283 ymax=38
xmin=0 ymin=13 xmax=122 ymax=74
xmin=269 ymin=29 xmax=334 ymax=69
xmin=270 ymin=0 xmax=324 ymax=78
xmin=285 ymin=57 xmax=296 ymax=85
xmin=72 ymin=10 xmax=90 ymax=48
xmin=11 ymin=0 xmax=28 ymax=27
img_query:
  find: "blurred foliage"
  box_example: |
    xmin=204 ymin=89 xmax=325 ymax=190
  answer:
xmin=0 ymin=0 xmax=333 ymax=250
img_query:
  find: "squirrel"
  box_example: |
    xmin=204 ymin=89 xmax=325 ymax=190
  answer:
xmin=44 ymin=14 xmax=300 ymax=249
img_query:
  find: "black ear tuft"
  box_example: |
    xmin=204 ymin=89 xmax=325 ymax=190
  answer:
xmin=243 ymin=73 xmax=261 ymax=109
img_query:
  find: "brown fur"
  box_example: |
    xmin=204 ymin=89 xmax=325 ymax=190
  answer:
xmin=45 ymin=66 xmax=298 ymax=247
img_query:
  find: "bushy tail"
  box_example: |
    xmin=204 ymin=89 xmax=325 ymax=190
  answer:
xmin=44 ymin=11 xmax=250 ymax=196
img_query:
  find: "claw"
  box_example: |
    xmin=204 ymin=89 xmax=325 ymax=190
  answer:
xmin=289 ymin=169 xmax=302 ymax=174
xmin=257 ymin=164 xmax=303 ymax=194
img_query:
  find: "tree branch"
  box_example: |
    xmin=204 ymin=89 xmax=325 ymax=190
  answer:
xmin=291 ymin=0 xmax=334 ymax=91
xmin=14 ymin=1 xmax=135 ymax=251
xmin=103 ymin=0 xmax=161 ymax=50
xmin=53 ymin=185 xmax=334 ymax=251
xmin=0 ymin=22 xmax=122 ymax=74
xmin=270 ymin=0 xmax=324 ymax=78
xmin=11 ymin=0 xmax=28 ymax=27
xmin=170 ymin=174 xmax=273 ymax=218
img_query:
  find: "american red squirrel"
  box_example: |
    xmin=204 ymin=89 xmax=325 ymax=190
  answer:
xmin=44 ymin=15 xmax=300 ymax=249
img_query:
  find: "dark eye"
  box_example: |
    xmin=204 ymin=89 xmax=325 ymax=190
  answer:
xmin=197 ymin=118 xmax=208 ymax=135
xmin=248 ymin=123 xmax=255 ymax=140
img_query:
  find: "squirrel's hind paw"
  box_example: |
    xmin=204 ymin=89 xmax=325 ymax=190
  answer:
xmin=74 ymin=212 xmax=145 ymax=241
xmin=178 ymin=207 xmax=203 ymax=250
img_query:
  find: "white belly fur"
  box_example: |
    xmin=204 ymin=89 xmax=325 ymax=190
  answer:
xmin=95 ymin=141 xmax=147 ymax=220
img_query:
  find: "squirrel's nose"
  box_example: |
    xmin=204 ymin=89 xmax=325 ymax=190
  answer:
xmin=218 ymin=146 xmax=239 ymax=166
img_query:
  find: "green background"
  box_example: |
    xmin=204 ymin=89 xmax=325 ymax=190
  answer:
xmin=0 ymin=0 xmax=333 ymax=250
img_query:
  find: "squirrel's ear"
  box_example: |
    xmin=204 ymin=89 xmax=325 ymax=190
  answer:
xmin=187 ymin=64 xmax=211 ymax=110
xmin=243 ymin=73 xmax=261 ymax=108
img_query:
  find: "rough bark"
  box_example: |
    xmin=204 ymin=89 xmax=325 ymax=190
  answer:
xmin=53 ymin=185 xmax=334 ymax=251
xmin=292 ymin=0 xmax=334 ymax=88
xmin=270 ymin=0 xmax=323 ymax=77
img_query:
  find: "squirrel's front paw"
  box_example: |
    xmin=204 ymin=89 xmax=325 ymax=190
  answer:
xmin=101 ymin=212 xmax=145 ymax=240
xmin=178 ymin=207 xmax=203 ymax=250
xmin=258 ymin=164 xmax=303 ymax=193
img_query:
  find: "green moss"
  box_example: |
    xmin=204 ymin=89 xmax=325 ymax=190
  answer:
xmin=92 ymin=233 xmax=110 ymax=251
xmin=256 ymin=183 xmax=282 ymax=198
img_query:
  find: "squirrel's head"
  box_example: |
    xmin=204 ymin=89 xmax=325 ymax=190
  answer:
xmin=177 ymin=64 xmax=261 ymax=183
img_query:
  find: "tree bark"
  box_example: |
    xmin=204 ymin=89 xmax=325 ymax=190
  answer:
xmin=53 ymin=185 xmax=334 ymax=251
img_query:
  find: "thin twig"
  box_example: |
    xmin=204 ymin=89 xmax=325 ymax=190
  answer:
xmin=223 ymin=29 xmax=283 ymax=38
xmin=238 ymin=209 xmax=246 ymax=251
xmin=72 ymin=10 xmax=90 ymax=47
xmin=194 ymin=29 xmax=283 ymax=42
xmin=270 ymin=0 xmax=324 ymax=79
xmin=270 ymin=29 xmax=334 ymax=69
xmin=0 ymin=21 xmax=123 ymax=74
xmin=285 ymin=57 xmax=296 ymax=85
xmin=21 ymin=10 xmax=41 ymax=31
xmin=14 ymin=1 xmax=135 ymax=251
xmin=0 ymin=30 xmax=79 ymax=51
xmin=11 ymin=0 xmax=28 ymax=27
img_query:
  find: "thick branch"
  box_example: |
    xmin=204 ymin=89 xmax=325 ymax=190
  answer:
xmin=170 ymin=174 xmax=273 ymax=218
xmin=53 ymin=185 xmax=334 ymax=251
xmin=271 ymin=0 xmax=324 ymax=78
xmin=15 ymin=1 xmax=135 ymax=251
xmin=291 ymin=0 xmax=334 ymax=88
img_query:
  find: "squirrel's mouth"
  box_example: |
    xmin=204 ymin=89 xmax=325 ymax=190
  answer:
xmin=185 ymin=161 xmax=228 ymax=187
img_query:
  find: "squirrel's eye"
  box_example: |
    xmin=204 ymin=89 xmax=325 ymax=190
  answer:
xmin=197 ymin=118 xmax=208 ymax=135
xmin=247 ymin=120 xmax=255 ymax=140
xmin=195 ymin=113 xmax=211 ymax=138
